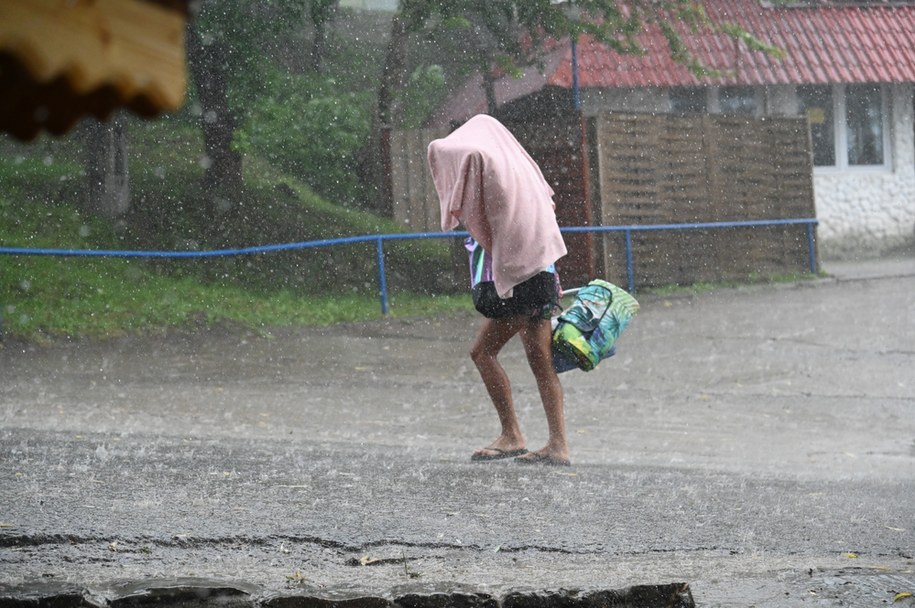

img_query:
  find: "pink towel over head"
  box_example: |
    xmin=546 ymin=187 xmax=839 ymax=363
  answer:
xmin=427 ymin=114 xmax=567 ymax=298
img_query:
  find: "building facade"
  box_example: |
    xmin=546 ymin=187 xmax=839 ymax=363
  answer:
xmin=577 ymin=82 xmax=915 ymax=258
xmin=430 ymin=1 xmax=915 ymax=258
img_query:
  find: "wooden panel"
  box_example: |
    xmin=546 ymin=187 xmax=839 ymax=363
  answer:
xmin=592 ymin=112 xmax=815 ymax=287
xmin=389 ymin=127 xmax=447 ymax=232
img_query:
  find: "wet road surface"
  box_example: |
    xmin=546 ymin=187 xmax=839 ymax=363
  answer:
xmin=1 ymin=257 xmax=914 ymax=606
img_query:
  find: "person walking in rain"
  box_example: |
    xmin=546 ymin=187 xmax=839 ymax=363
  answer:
xmin=427 ymin=114 xmax=571 ymax=466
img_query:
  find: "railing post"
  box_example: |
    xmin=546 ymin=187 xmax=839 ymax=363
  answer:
xmin=806 ymin=222 xmax=817 ymax=274
xmin=376 ymin=237 xmax=389 ymax=315
xmin=624 ymin=229 xmax=635 ymax=293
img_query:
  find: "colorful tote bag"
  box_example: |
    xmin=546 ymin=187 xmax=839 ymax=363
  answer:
xmin=552 ymin=279 xmax=640 ymax=372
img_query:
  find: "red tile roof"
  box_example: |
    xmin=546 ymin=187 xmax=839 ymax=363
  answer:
xmin=549 ymin=0 xmax=915 ymax=89
xmin=426 ymin=0 xmax=915 ymax=127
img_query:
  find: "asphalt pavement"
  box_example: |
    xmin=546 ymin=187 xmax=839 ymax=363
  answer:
xmin=1 ymin=256 xmax=913 ymax=607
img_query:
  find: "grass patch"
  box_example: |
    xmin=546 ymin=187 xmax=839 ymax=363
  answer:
xmin=1 ymin=253 xmax=473 ymax=340
xmin=0 ymin=120 xmax=464 ymax=342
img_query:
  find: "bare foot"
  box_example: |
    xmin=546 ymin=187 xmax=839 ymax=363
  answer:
xmin=514 ymin=448 xmax=571 ymax=467
xmin=470 ymin=436 xmax=526 ymax=462
xmin=470 ymin=446 xmax=529 ymax=461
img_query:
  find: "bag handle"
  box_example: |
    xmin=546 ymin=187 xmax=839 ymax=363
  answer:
xmin=471 ymin=242 xmax=490 ymax=286
xmin=558 ymin=281 xmax=613 ymax=328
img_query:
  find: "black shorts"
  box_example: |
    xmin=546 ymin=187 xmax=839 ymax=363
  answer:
xmin=472 ymin=271 xmax=557 ymax=319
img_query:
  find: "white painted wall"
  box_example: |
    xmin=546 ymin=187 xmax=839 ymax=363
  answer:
xmin=813 ymin=84 xmax=915 ymax=258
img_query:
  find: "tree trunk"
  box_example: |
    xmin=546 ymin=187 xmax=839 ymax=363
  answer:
xmin=186 ymin=25 xmax=243 ymax=195
xmin=309 ymin=21 xmax=327 ymax=74
xmin=84 ymin=113 xmax=130 ymax=221
xmin=365 ymin=11 xmax=411 ymax=216
xmin=309 ymin=0 xmax=339 ymax=74
xmin=483 ymin=70 xmax=497 ymax=114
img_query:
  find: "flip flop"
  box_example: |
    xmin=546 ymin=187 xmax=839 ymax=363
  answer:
xmin=470 ymin=447 xmax=529 ymax=462
xmin=514 ymin=452 xmax=572 ymax=467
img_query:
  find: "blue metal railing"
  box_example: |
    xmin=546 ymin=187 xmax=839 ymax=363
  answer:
xmin=1 ymin=218 xmax=818 ymax=316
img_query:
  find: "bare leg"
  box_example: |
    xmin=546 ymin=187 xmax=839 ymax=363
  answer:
xmin=469 ymin=316 xmax=528 ymax=457
xmin=516 ymin=317 xmax=569 ymax=464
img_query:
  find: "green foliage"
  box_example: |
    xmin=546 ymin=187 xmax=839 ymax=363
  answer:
xmin=398 ymin=65 xmax=448 ymax=129
xmin=193 ymin=0 xmax=310 ymax=99
xmin=0 ymin=150 xmax=85 ymax=208
xmin=0 ymin=162 xmax=109 ymax=250
xmin=411 ymin=1 xmax=529 ymax=86
xmin=237 ymin=70 xmax=371 ymax=205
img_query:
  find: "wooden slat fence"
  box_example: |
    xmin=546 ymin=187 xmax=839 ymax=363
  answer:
xmin=592 ymin=112 xmax=815 ymax=286
xmin=388 ymin=127 xmax=448 ymax=232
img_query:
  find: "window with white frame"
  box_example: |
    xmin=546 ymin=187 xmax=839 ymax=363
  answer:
xmin=845 ymin=84 xmax=885 ymax=165
xmin=797 ymin=83 xmax=888 ymax=169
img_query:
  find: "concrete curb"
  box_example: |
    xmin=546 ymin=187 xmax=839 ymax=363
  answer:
xmin=0 ymin=581 xmax=695 ymax=608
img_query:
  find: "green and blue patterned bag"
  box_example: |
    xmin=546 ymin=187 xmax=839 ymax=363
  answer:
xmin=552 ymin=279 xmax=640 ymax=372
